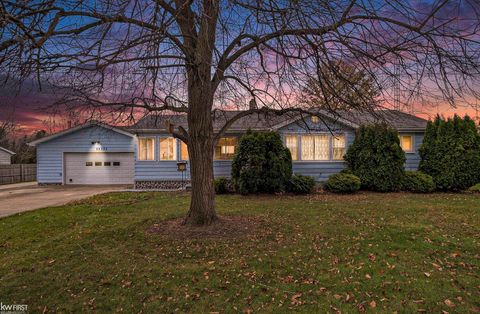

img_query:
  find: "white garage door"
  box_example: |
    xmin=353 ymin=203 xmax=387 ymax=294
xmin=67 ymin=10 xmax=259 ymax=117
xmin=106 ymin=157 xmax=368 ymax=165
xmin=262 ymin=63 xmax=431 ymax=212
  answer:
xmin=64 ymin=152 xmax=134 ymax=185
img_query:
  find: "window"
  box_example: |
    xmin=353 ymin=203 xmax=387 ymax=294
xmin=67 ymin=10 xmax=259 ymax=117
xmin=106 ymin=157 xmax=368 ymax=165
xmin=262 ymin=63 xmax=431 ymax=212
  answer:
xmin=399 ymin=135 xmax=414 ymax=152
xmin=311 ymin=116 xmax=320 ymax=123
xmin=285 ymin=135 xmax=298 ymax=161
xmin=160 ymin=137 xmax=177 ymax=160
xmin=95 ymin=162 xmax=102 ymax=166
xmin=113 ymin=162 xmax=120 ymax=166
xmin=180 ymin=141 xmax=189 ymax=160
xmin=301 ymin=135 xmax=329 ymax=160
xmin=215 ymin=137 xmax=238 ymax=160
xmin=138 ymin=138 xmax=155 ymax=161
xmin=104 ymin=162 xmax=111 ymax=166
xmin=85 ymin=162 xmax=93 ymax=167
xmin=333 ymin=135 xmax=346 ymax=160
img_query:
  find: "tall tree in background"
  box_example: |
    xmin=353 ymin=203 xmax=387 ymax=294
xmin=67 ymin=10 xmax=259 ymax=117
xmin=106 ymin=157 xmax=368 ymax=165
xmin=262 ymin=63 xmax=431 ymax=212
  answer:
xmin=419 ymin=115 xmax=480 ymax=190
xmin=1 ymin=0 xmax=480 ymax=225
xmin=302 ymin=62 xmax=380 ymax=111
xmin=0 ymin=121 xmax=14 ymax=148
xmin=11 ymin=130 xmax=48 ymax=164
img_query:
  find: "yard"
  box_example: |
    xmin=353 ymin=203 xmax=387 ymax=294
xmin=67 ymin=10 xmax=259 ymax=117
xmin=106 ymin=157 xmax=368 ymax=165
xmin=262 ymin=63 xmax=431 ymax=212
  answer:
xmin=0 ymin=192 xmax=479 ymax=313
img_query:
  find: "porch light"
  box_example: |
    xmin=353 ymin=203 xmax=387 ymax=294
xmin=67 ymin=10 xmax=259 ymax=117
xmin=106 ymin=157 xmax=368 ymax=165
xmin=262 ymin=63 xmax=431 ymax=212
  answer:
xmin=177 ymin=162 xmax=187 ymax=172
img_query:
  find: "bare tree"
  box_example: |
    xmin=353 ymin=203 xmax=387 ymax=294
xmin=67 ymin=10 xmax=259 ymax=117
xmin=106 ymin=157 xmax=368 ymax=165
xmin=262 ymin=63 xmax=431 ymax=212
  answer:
xmin=1 ymin=0 xmax=479 ymax=225
xmin=0 ymin=115 xmax=15 ymax=147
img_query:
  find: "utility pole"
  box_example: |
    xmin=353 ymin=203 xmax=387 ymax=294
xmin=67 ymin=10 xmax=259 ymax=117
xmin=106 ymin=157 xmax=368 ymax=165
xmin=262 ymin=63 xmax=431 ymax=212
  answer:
xmin=394 ymin=62 xmax=401 ymax=111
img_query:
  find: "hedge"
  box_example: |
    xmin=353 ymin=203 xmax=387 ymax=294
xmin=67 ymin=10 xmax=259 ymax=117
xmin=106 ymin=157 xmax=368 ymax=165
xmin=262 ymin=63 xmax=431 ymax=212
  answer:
xmin=345 ymin=123 xmax=405 ymax=192
xmin=419 ymin=115 xmax=480 ymax=190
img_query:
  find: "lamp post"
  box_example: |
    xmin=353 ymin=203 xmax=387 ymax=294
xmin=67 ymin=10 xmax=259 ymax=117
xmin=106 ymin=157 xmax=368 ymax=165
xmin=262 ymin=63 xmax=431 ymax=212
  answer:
xmin=177 ymin=161 xmax=187 ymax=188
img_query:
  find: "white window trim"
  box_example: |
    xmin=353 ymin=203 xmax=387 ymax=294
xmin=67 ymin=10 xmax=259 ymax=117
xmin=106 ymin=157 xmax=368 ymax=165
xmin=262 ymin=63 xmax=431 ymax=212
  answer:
xmin=284 ymin=133 xmax=347 ymax=162
xmin=137 ymin=137 xmax=156 ymax=162
xmin=159 ymin=136 xmax=178 ymax=161
xmin=399 ymin=134 xmax=415 ymax=154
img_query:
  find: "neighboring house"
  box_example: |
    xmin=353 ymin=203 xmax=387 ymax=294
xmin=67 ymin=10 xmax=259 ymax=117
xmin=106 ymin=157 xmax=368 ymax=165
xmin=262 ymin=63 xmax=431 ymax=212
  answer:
xmin=29 ymin=110 xmax=427 ymax=188
xmin=0 ymin=146 xmax=15 ymax=165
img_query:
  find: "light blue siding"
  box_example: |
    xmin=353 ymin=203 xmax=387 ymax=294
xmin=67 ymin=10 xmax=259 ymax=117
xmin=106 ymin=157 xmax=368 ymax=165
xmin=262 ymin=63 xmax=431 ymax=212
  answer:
xmin=213 ymin=161 xmax=232 ymax=177
xmin=36 ymin=126 xmax=135 ymax=184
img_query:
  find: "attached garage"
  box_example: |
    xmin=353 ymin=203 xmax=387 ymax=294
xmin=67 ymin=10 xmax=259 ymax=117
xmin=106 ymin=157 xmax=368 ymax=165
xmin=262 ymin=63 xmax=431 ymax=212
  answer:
xmin=64 ymin=152 xmax=134 ymax=185
xmin=30 ymin=122 xmax=136 ymax=185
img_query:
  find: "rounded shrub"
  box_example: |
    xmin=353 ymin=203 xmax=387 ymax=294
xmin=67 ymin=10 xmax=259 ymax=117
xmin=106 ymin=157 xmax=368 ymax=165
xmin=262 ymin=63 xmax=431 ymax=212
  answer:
xmin=401 ymin=171 xmax=436 ymax=193
xmin=287 ymin=174 xmax=316 ymax=194
xmin=231 ymin=130 xmax=292 ymax=194
xmin=468 ymin=183 xmax=480 ymax=193
xmin=214 ymin=177 xmax=232 ymax=194
xmin=345 ymin=123 xmax=405 ymax=192
xmin=324 ymin=173 xmax=361 ymax=193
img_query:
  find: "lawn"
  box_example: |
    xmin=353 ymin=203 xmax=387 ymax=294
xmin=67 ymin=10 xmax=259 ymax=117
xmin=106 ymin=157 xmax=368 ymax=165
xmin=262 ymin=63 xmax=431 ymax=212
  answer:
xmin=0 ymin=192 xmax=479 ymax=313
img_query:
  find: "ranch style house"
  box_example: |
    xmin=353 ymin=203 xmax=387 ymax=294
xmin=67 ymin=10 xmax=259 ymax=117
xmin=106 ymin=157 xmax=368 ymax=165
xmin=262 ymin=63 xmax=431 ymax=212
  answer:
xmin=29 ymin=109 xmax=427 ymax=189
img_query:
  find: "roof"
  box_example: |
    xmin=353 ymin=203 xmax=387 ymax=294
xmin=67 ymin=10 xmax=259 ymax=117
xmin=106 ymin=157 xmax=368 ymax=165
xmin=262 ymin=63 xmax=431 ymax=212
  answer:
xmin=0 ymin=146 xmax=15 ymax=155
xmin=129 ymin=109 xmax=427 ymax=133
xmin=27 ymin=109 xmax=426 ymax=145
xmin=128 ymin=110 xmax=295 ymax=133
xmin=28 ymin=121 xmax=135 ymax=146
xmin=334 ymin=109 xmax=428 ymax=131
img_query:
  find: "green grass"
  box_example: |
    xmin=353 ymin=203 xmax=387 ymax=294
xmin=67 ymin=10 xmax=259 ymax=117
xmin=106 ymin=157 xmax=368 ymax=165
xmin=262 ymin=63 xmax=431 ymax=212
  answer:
xmin=1 ymin=192 xmax=479 ymax=313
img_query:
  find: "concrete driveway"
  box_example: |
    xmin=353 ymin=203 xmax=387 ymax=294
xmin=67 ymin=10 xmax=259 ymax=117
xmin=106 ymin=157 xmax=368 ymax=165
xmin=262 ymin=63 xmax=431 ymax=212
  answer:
xmin=0 ymin=182 xmax=128 ymax=218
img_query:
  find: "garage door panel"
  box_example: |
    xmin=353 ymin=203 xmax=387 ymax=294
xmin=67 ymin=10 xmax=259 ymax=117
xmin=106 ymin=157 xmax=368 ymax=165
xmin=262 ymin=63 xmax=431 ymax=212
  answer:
xmin=64 ymin=153 xmax=134 ymax=185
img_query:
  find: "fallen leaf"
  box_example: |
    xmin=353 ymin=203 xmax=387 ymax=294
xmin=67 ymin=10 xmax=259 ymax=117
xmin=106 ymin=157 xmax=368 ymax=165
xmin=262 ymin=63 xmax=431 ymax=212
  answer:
xmin=424 ymin=272 xmax=431 ymax=277
xmin=432 ymin=263 xmax=443 ymax=271
xmin=444 ymin=299 xmax=455 ymax=308
xmin=365 ymin=274 xmax=371 ymax=279
xmin=369 ymin=300 xmax=376 ymax=308
xmin=345 ymin=293 xmax=353 ymax=302
xmin=291 ymin=293 xmax=302 ymax=305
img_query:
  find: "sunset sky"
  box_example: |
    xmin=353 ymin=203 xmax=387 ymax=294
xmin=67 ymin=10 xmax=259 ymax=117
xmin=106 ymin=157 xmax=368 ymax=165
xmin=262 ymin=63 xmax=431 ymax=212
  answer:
xmin=1 ymin=79 xmax=478 ymax=136
xmin=1 ymin=0 xmax=479 ymax=136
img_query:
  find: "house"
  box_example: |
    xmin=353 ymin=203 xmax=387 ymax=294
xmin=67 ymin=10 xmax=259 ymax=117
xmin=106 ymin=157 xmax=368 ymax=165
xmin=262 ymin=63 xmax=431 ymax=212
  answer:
xmin=29 ymin=109 xmax=427 ymax=188
xmin=0 ymin=146 xmax=15 ymax=165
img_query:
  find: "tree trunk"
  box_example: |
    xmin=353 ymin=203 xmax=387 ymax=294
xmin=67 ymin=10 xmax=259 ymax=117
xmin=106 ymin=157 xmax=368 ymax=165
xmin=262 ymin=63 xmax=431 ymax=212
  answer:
xmin=183 ymin=80 xmax=218 ymax=226
xmin=183 ymin=132 xmax=217 ymax=226
xmin=182 ymin=1 xmax=219 ymax=226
